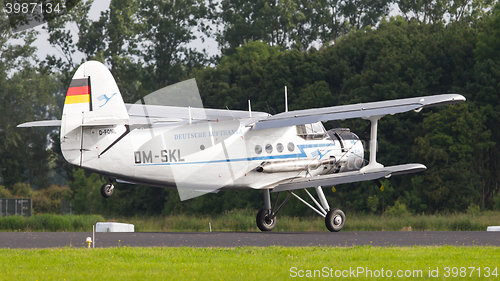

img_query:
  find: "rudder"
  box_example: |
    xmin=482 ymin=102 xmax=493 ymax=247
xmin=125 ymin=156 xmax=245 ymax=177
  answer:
xmin=61 ymin=61 xmax=129 ymax=166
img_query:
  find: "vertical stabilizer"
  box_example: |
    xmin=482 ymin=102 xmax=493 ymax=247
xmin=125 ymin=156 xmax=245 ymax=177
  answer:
xmin=61 ymin=61 xmax=129 ymax=166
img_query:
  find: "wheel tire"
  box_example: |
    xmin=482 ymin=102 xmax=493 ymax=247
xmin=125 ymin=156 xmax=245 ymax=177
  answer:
xmin=325 ymin=208 xmax=346 ymax=232
xmin=100 ymin=183 xmax=114 ymax=198
xmin=256 ymin=209 xmax=276 ymax=231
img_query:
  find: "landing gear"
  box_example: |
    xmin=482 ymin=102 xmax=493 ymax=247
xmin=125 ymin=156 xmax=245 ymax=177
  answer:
xmin=256 ymin=186 xmax=346 ymax=232
xmin=256 ymin=189 xmax=292 ymax=232
xmin=256 ymin=209 xmax=276 ymax=231
xmin=325 ymin=208 xmax=346 ymax=232
xmin=100 ymin=183 xmax=114 ymax=198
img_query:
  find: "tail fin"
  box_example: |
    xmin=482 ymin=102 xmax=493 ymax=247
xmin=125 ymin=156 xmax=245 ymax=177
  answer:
xmin=61 ymin=60 xmax=129 ymax=121
xmin=61 ymin=61 xmax=129 ymax=166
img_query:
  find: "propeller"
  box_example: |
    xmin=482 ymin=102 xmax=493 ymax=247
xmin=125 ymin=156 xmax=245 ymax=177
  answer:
xmin=328 ymin=120 xmax=342 ymax=129
xmin=373 ymin=179 xmax=384 ymax=191
xmin=359 ymin=122 xmax=371 ymax=142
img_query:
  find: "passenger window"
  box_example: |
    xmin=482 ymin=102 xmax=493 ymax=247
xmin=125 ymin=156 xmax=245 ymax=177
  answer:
xmin=276 ymin=143 xmax=284 ymax=153
xmin=255 ymin=145 xmax=262 ymax=154
xmin=265 ymin=144 xmax=273 ymax=153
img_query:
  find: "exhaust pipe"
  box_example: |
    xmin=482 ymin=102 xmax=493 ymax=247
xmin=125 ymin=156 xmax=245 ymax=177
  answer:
xmin=257 ymin=158 xmax=336 ymax=173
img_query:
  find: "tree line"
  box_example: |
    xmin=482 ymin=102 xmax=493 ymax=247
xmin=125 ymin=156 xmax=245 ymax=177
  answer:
xmin=1 ymin=0 xmax=500 ymax=216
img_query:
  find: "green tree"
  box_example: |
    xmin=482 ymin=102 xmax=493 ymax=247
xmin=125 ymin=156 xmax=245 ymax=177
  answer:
xmin=136 ymin=0 xmax=210 ymax=91
xmin=215 ymin=0 xmax=393 ymax=54
xmin=470 ymin=3 xmax=500 ymax=208
xmin=340 ymin=0 xmax=392 ymax=30
xmin=446 ymin=0 xmax=494 ymax=23
xmin=366 ymin=195 xmax=379 ymax=213
xmin=0 ymin=186 xmax=12 ymax=198
xmin=396 ymin=0 xmax=493 ymax=24
xmin=296 ymin=81 xmax=333 ymax=109
xmin=413 ymin=104 xmax=494 ymax=211
xmin=32 ymin=185 xmax=70 ymax=214
xmin=11 ymin=182 xmax=33 ymax=198
xmin=396 ymin=0 xmax=446 ymax=23
xmin=68 ymin=169 xmax=105 ymax=214
xmin=0 ymin=24 xmax=59 ymax=188
xmin=475 ymin=3 xmax=500 ymax=62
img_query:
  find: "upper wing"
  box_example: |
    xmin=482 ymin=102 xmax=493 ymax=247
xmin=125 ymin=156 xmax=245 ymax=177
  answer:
xmin=272 ymin=163 xmax=426 ymax=192
xmin=252 ymin=94 xmax=465 ymax=130
xmin=18 ymin=94 xmax=464 ymax=128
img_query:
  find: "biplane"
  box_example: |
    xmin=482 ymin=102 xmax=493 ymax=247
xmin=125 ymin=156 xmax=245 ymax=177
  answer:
xmin=19 ymin=61 xmax=465 ymax=231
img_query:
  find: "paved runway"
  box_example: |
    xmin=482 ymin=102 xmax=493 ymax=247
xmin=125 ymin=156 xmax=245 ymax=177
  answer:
xmin=0 ymin=231 xmax=499 ymax=248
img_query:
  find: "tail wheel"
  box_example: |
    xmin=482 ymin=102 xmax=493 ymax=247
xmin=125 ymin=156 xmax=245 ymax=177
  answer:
xmin=256 ymin=209 xmax=276 ymax=231
xmin=325 ymin=208 xmax=345 ymax=232
xmin=100 ymin=183 xmax=114 ymax=198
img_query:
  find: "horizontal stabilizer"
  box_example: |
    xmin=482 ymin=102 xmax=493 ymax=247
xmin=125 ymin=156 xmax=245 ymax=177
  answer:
xmin=81 ymin=117 xmax=129 ymax=126
xmin=17 ymin=120 xmax=61 ymax=127
xmin=272 ymin=163 xmax=426 ymax=192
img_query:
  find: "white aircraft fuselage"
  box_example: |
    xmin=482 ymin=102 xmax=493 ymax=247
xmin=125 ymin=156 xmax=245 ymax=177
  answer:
xmin=76 ymin=117 xmax=364 ymax=191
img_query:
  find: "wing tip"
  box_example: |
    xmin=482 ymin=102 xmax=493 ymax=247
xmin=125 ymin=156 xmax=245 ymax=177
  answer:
xmin=421 ymin=94 xmax=466 ymax=108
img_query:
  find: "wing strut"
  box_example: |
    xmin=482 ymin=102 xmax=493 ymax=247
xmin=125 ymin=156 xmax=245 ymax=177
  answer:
xmin=267 ymin=186 xmax=331 ymax=220
xmin=315 ymin=186 xmax=330 ymax=212
xmin=289 ymin=191 xmax=326 ymax=217
xmin=360 ymin=115 xmax=384 ymax=173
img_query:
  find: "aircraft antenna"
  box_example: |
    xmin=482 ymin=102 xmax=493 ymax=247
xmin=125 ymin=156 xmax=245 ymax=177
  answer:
xmin=248 ymin=100 xmax=252 ymax=118
xmin=226 ymin=106 xmax=236 ymax=120
xmin=285 ymin=86 xmax=288 ymax=112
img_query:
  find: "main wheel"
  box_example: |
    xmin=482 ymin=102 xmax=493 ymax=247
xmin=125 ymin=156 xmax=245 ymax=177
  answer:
xmin=100 ymin=183 xmax=114 ymax=198
xmin=325 ymin=208 xmax=345 ymax=232
xmin=256 ymin=209 xmax=276 ymax=231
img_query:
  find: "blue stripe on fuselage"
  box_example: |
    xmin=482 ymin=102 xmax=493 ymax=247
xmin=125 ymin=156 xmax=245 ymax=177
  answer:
xmin=134 ymin=143 xmax=335 ymax=166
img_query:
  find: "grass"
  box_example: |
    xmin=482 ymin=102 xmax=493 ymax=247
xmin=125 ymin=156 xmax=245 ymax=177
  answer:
xmin=0 ymin=214 xmax=104 ymax=232
xmin=126 ymin=210 xmax=500 ymax=232
xmin=1 ymin=210 xmax=500 ymax=231
xmin=0 ymin=246 xmax=499 ymax=280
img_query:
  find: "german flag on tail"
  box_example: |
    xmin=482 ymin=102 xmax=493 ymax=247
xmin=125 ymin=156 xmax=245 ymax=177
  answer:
xmin=65 ymin=77 xmax=92 ymax=111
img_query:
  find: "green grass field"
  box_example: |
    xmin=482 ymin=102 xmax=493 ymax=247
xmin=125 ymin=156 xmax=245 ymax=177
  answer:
xmin=1 ymin=210 xmax=500 ymax=232
xmin=129 ymin=210 xmax=500 ymax=232
xmin=0 ymin=246 xmax=499 ymax=280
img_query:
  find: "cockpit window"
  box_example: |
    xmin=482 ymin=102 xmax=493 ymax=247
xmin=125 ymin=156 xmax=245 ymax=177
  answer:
xmin=296 ymin=122 xmax=327 ymax=140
